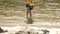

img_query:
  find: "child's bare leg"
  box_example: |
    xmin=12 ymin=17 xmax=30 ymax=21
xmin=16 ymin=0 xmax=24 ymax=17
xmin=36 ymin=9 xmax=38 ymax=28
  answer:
xmin=29 ymin=10 xmax=32 ymax=19
xmin=26 ymin=8 xmax=29 ymax=18
xmin=27 ymin=8 xmax=32 ymax=19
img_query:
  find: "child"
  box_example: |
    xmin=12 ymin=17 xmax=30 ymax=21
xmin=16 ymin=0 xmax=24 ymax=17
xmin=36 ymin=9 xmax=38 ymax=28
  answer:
xmin=25 ymin=0 xmax=34 ymax=19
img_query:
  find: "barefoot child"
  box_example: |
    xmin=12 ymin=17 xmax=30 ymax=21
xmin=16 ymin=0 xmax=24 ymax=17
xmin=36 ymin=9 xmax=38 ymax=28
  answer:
xmin=25 ymin=0 xmax=34 ymax=19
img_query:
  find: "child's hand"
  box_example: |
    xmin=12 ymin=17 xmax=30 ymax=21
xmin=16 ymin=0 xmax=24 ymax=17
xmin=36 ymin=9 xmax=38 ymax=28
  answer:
xmin=32 ymin=5 xmax=34 ymax=8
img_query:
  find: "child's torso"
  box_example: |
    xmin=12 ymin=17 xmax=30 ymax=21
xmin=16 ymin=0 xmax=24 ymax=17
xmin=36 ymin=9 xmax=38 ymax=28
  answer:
xmin=26 ymin=2 xmax=34 ymax=6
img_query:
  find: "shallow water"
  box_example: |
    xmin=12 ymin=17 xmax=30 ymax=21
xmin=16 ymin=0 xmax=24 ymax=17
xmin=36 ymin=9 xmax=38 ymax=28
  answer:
xmin=0 ymin=0 xmax=60 ymax=34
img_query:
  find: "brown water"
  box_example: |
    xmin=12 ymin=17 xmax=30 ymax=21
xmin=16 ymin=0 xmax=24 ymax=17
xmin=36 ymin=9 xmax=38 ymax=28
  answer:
xmin=0 ymin=0 xmax=60 ymax=27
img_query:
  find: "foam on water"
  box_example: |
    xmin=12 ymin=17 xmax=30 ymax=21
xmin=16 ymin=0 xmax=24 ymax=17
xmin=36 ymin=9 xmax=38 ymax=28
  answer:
xmin=1 ymin=25 xmax=60 ymax=34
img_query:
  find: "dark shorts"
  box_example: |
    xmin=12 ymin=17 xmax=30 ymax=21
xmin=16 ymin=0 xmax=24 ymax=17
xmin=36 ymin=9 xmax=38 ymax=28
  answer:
xmin=26 ymin=4 xmax=33 ymax=10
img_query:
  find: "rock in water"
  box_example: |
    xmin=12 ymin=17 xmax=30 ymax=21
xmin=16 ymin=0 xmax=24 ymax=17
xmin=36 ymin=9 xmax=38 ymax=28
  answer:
xmin=0 ymin=27 xmax=8 ymax=33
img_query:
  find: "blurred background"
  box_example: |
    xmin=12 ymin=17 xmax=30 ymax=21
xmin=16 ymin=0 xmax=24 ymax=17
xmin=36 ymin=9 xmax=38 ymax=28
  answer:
xmin=0 ymin=0 xmax=60 ymax=27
